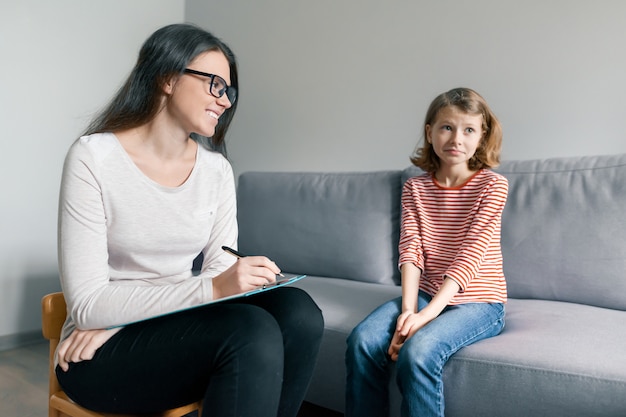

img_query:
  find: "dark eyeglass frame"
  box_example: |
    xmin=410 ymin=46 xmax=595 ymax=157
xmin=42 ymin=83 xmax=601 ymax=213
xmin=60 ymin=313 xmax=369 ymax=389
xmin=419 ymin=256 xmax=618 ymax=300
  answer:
xmin=183 ymin=68 xmax=237 ymax=104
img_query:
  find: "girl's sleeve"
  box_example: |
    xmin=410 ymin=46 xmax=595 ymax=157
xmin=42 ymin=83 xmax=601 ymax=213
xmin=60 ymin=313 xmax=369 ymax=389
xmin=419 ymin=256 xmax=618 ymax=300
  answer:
xmin=398 ymin=179 xmax=425 ymax=271
xmin=444 ymin=176 xmax=509 ymax=292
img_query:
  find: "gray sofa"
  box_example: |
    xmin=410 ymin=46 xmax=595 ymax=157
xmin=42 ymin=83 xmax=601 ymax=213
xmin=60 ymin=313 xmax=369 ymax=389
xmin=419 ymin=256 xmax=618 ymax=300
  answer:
xmin=237 ymin=153 xmax=626 ymax=417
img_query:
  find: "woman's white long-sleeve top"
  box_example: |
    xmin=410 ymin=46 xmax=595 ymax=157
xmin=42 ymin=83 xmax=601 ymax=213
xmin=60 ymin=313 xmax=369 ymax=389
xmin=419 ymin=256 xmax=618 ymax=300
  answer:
xmin=57 ymin=133 xmax=237 ymax=342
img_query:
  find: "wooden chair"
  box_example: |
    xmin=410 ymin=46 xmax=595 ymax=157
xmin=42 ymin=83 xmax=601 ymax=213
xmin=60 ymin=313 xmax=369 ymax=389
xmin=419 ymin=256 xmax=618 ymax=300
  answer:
xmin=42 ymin=292 xmax=203 ymax=417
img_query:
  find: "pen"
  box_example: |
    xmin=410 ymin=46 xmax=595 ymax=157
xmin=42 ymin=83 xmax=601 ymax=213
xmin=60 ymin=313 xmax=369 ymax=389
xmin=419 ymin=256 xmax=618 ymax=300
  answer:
xmin=221 ymin=246 xmax=285 ymax=277
xmin=221 ymin=246 xmax=246 ymax=258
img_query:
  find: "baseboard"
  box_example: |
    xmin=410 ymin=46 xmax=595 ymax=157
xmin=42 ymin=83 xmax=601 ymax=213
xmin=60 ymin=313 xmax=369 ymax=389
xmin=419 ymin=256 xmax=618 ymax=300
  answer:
xmin=0 ymin=330 xmax=45 ymax=352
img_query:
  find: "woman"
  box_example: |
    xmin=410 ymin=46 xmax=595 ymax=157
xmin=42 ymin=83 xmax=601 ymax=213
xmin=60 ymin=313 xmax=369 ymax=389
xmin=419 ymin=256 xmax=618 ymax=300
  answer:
xmin=56 ymin=23 xmax=323 ymax=417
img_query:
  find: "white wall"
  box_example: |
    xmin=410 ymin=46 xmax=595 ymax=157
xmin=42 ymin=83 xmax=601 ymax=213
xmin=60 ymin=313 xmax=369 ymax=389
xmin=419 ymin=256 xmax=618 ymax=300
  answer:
xmin=0 ymin=0 xmax=185 ymax=345
xmin=2 ymin=0 xmax=626 ymax=344
xmin=186 ymin=0 xmax=626 ymax=178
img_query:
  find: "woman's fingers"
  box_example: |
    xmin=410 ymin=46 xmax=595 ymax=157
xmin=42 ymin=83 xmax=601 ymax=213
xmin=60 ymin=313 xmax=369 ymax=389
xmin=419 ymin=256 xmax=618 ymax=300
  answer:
xmin=242 ymin=256 xmax=281 ymax=280
xmin=213 ymin=256 xmax=284 ymax=299
xmin=57 ymin=328 xmax=121 ymax=372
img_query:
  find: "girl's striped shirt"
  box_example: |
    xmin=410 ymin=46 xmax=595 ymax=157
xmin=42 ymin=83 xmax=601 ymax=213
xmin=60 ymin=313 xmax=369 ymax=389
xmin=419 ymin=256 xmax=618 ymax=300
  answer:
xmin=399 ymin=169 xmax=508 ymax=304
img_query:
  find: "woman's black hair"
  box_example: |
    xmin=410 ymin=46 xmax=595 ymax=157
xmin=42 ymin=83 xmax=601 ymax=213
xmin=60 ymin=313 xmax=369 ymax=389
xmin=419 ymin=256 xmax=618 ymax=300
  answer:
xmin=83 ymin=23 xmax=238 ymax=153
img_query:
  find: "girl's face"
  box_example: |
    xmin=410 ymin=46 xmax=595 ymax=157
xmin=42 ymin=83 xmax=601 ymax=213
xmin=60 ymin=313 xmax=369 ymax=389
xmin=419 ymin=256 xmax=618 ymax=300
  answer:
xmin=425 ymin=106 xmax=483 ymax=172
xmin=165 ymin=50 xmax=233 ymax=138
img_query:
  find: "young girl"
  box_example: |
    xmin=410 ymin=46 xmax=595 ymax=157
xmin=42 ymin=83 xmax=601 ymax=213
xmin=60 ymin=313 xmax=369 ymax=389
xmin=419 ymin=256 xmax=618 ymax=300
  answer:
xmin=56 ymin=24 xmax=323 ymax=417
xmin=346 ymin=88 xmax=508 ymax=417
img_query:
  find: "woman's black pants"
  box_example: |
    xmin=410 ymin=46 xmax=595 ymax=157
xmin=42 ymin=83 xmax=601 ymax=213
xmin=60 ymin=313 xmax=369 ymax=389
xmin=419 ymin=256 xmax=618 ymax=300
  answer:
xmin=56 ymin=287 xmax=324 ymax=417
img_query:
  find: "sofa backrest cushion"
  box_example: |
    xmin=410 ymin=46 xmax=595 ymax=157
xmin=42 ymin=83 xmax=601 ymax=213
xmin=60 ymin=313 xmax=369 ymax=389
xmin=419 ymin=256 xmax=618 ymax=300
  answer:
xmin=404 ymin=154 xmax=626 ymax=310
xmin=237 ymin=171 xmax=402 ymax=285
xmin=496 ymin=153 xmax=626 ymax=310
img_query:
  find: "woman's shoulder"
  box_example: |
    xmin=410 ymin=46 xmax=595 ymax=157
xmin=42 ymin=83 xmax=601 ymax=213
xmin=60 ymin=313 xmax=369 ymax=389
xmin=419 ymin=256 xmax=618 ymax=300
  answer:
xmin=73 ymin=132 xmax=117 ymax=147
xmin=195 ymin=144 xmax=234 ymax=178
xmin=65 ymin=132 xmax=119 ymax=166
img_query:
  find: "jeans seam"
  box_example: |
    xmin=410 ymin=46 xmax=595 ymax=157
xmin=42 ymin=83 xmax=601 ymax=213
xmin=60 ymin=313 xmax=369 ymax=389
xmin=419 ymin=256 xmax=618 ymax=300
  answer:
xmin=449 ymin=304 xmax=505 ymax=353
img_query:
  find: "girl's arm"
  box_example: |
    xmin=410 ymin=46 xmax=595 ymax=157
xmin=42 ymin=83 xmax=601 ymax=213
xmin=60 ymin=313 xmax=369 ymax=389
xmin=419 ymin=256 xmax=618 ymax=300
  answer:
xmin=388 ymin=266 xmax=460 ymax=361
xmin=414 ymin=277 xmax=460 ymax=322
xmin=400 ymin=262 xmax=421 ymax=314
xmin=388 ymin=263 xmax=419 ymax=361
xmin=444 ymin=177 xmax=508 ymax=292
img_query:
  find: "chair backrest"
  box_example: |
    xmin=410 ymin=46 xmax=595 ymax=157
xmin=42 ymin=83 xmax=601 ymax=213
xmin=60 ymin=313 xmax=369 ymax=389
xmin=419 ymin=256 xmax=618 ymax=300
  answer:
xmin=42 ymin=292 xmax=67 ymax=339
xmin=41 ymin=292 xmax=67 ymax=399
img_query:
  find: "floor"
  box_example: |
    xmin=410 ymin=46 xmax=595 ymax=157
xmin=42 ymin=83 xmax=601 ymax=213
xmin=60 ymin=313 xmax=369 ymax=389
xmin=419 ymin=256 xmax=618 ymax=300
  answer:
xmin=0 ymin=341 xmax=49 ymax=417
xmin=0 ymin=341 xmax=342 ymax=417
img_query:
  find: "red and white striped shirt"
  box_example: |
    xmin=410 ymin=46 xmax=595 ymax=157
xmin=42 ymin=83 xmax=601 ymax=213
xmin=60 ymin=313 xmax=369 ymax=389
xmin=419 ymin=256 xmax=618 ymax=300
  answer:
xmin=399 ymin=169 xmax=508 ymax=304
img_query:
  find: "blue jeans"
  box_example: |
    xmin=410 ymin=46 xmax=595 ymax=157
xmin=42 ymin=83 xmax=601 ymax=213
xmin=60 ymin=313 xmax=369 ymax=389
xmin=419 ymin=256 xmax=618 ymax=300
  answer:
xmin=346 ymin=291 xmax=505 ymax=417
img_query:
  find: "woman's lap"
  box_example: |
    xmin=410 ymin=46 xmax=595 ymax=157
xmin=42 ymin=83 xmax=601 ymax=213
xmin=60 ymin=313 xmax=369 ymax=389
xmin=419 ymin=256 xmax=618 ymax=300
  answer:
xmin=57 ymin=286 xmax=323 ymax=416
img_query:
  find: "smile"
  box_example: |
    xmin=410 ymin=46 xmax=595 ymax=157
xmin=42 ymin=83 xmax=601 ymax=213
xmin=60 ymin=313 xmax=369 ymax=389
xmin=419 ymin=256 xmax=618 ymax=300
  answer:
xmin=207 ymin=111 xmax=219 ymax=120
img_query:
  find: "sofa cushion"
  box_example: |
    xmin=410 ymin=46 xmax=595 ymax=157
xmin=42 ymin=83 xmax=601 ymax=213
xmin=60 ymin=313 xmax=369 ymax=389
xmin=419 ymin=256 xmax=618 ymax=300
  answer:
xmin=442 ymin=299 xmax=626 ymax=417
xmin=496 ymin=154 xmax=626 ymax=310
xmin=293 ymin=277 xmax=402 ymax=412
xmin=237 ymin=171 xmax=402 ymax=285
xmin=403 ymin=153 xmax=626 ymax=310
xmin=294 ymin=278 xmax=626 ymax=416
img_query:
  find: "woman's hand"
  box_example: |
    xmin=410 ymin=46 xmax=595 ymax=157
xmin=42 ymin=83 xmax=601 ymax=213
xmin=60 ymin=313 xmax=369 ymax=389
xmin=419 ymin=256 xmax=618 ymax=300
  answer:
xmin=57 ymin=327 xmax=122 ymax=372
xmin=212 ymin=256 xmax=282 ymax=300
xmin=387 ymin=311 xmax=433 ymax=361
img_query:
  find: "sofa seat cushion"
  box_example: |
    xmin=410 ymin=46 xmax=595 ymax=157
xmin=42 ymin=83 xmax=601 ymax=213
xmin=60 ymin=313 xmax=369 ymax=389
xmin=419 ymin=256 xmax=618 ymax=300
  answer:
xmin=293 ymin=277 xmax=401 ymax=411
xmin=295 ymin=277 xmax=626 ymax=416
xmin=445 ymin=299 xmax=626 ymax=417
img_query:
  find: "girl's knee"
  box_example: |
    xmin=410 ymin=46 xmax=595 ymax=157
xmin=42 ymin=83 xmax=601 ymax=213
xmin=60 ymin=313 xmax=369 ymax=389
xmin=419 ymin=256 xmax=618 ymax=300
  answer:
xmin=396 ymin=338 xmax=444 ymax=380
xmin=347 ymin=322 xmax=387 ymax=360
xmin=346 ymin=322 xmax=367 ymax=352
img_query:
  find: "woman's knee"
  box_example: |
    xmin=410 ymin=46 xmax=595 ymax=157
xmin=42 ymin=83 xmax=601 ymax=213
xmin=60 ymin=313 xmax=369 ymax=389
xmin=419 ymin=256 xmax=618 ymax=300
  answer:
xmin=233 ymin=305 xmax=283 ymax=341
xmin=224 ymin=306 xmax=285 ymax=369
xmin=262 ymin=287 xmax=324 ymax=341
xmin=285 ymin=288 xmax=323 ymax=331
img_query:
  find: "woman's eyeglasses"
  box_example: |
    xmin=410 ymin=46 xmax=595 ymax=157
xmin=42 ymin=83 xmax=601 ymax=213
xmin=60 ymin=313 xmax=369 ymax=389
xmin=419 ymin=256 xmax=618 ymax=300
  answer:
xmin=183 ymin=69 xmax=237 ymax=105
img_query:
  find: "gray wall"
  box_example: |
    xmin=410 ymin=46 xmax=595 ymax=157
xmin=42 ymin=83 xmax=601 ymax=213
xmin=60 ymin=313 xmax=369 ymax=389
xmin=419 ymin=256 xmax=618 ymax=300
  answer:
xmin=2 ymin=0 xmax=625 ymax=344
xmin=186 ymin=0 xmax=626 ymax=177
xmin=0 ymin=0 xmax=184 ymax=346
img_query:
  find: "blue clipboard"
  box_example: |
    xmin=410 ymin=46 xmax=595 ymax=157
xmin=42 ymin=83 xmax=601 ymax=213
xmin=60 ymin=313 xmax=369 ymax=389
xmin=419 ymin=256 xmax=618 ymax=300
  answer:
xmin=239 ymin=273 xmax=306 ymax=297
xmin=112 ymin=274 xmax=307 ymax=328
